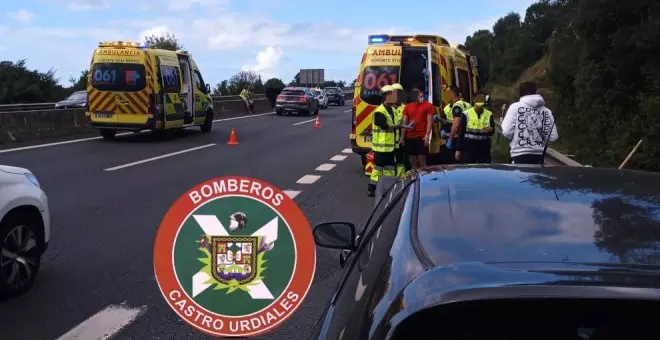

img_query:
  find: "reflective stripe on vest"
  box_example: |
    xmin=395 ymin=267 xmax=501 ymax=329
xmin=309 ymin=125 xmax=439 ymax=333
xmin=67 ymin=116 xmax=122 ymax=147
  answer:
xmin=372 ymin=105 xmax=396 ymax=152
xmin=465 ymin=108 xmax=492 ymax=140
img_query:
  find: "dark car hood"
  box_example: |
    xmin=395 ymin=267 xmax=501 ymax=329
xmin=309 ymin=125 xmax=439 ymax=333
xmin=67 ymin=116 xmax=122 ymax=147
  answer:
xmin=414 ymin=165 xmax=660 ymax=268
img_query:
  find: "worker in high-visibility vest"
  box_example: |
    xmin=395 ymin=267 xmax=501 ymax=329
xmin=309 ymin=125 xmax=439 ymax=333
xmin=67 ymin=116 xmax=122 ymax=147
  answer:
xmin=437 ymin=85 xmax=471 ymax=163
xmin=368 ymin=85 xmax=403 ymax=197
xmin=239 ymin=85 xmax=254 ymax=114
xmin=391 ymin=83 xmax=409 ymax=175
xmin=454 ymin=93 xmax=495 ymax=163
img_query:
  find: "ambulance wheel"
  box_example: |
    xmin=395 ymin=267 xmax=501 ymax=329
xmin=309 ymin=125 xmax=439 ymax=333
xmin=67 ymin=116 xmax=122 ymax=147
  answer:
xmin=100 ymin=129 xmax=116 ymax=140
xmin=201 ymin=111 xmax=213 ymax=133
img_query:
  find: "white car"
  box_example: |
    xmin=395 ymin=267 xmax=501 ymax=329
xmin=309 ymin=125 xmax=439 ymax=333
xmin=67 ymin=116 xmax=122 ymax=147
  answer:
xmin=0 ymin=165 xmax=50 ymax=299
xmin=312 ymin=89 xmax=328 ymax=109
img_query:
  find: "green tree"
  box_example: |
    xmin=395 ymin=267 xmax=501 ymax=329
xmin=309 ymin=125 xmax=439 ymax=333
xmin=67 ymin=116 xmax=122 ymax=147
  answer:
xmin=0 ymin=59 xmax=68 ymax=103
xmin=145 ymin=33 xmax=183 ymax=51
xmin=226 ymin=70 xmax=263 ymax=95
xmin=68 ymin=70 xmax=89 ymax=91
xmin=288 ymin=72 xmax=300 ymax=86
xmin=213 ymin=80 xmax=229 ymax=96
xmin=465 ymin=29 xmax=494 ymax=85
xmin=264 ymin=78 xmax=285 ymax=89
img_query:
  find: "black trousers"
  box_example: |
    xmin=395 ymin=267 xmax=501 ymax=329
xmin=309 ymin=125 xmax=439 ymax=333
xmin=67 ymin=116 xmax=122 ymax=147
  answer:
xmin=461 ymin=140 xmax=492 ymax=164
xmin=511 ymin=154 xmax=544 ymax=165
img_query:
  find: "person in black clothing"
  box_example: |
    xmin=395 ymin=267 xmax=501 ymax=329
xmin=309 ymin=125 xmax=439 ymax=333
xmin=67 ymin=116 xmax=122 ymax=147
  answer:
xmin=455 ymin=92 xmax=495 ymax=163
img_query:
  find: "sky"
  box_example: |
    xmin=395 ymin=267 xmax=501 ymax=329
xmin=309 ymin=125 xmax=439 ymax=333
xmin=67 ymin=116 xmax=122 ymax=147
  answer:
xmin=1 ymin=0 xmax=535 ymax=88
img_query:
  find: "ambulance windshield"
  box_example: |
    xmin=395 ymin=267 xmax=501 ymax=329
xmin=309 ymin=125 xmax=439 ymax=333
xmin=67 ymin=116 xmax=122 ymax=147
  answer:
xmin=91 ymin=63 xmax=146 ymax=92
xmin=359 ymin=65 xmax=400 ymax=106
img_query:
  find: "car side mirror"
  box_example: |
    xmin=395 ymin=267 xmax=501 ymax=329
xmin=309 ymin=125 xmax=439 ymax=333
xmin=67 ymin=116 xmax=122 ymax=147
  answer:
xmin=206 ymin=84 xmax=211 ymax=94
xmin=313 ymin=222 xmax=357 ymax=250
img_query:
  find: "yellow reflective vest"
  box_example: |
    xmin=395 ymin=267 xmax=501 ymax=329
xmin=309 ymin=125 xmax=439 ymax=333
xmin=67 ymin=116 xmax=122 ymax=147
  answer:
xmin=464 ymin=107 xmax=493 ymax=141
xmin=372 ymin=104 xmax=396 ymax=153
xmin=240 ymin=89 xmax=249 ymax=100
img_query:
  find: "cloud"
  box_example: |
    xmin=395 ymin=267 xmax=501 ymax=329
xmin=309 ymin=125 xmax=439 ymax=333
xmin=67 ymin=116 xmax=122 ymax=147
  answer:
xmin=165 ymin=0 xmax=229 ymax=11
xmin=8 ymin=9 xmax=35 ymax=23
xmin=62 ymin=0 xmax=111 ymax=11
xmin=242 ymin=46 xmax=283 ymax=79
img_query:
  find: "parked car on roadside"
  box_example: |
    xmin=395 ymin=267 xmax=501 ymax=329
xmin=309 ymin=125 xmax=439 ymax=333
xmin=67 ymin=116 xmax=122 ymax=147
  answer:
xmin=324 ymin=87 xmax=345 ymax=106
xmin=0 ymin=165 xmax=50 ymax=299
xmin=310 ymin=164 xmax=660 ymax=340
xmin=54 ymin=91 xmax=87 ymax=109
xmin=275 ymin=87 xmax=319 ymax=116
xmin=312 ymin=89 xmax=328 ymax=109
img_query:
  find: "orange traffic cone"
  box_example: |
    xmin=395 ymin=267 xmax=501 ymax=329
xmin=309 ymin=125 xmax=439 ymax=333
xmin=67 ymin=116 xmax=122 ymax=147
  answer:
xmin=313 ymin=115 xmax=321 ymax=128
xmin=227 ymin=128 xmax=239 ymax=145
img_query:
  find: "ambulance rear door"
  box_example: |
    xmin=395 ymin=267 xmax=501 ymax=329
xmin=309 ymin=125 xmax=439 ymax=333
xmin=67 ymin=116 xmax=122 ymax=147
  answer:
xmin=355 ymin=45 xmax=402 ymax=149
xmin=157 ymin=55 xmax=185 ymax=125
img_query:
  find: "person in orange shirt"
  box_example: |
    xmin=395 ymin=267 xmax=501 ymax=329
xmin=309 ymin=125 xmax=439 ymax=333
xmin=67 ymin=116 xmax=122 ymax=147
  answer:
xmin=400 ymin=84 xmax=436 ymax=169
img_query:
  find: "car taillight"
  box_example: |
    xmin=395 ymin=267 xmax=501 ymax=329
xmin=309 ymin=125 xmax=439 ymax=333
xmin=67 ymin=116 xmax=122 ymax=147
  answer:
xmin=277 ymin=95 xmax=284 ymax=101
xmin=299 ymin=96 xmax=307 ymax=103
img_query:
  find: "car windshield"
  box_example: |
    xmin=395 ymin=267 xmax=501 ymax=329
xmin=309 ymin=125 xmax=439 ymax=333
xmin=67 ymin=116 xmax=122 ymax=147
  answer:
xmin=282 ymin=90 xmax=305 ymax=96
xmin=67 ymin=92 xmax=86 ymax=100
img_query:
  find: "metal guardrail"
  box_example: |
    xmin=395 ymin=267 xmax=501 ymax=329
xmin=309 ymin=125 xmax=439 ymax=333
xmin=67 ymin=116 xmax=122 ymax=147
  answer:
xmin=0 ymin=94 xmax=266 ymax=113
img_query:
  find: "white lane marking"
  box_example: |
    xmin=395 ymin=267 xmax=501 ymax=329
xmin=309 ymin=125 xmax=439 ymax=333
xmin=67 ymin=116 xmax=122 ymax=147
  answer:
xmin=342 ymin=148 xmax=353 ymax=154
xmin=55 ymin=302 xmax=147 ymax=340
xmin=283 ymin=190 xmax=301 ymax=199
xmin=343 ymin=109 xmax=352 ymax=113
xmin=212 ymin=111 xmax=274 ymax=123
xmin=104 ymin=143 xmax=216 ymax=171
xmin=330 ymin=155 xmax=347 ymax=161
xmin=316 ymin=163 xmax=336 ymax=171
xmin=296 ymin=174 xmax=321 ymax=184
xmin=0 ymin=112 xmax=274 ymax=154
xmin=292 ymin=118 xmax=317 ymax=126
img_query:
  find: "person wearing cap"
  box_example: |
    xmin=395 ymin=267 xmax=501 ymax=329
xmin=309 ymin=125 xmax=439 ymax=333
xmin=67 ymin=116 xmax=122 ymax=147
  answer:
xmin=368 ymin=84 xmax=402 ymax=197
xmin=390 ymin=82 xmax=409 ymax=175
xmin=454 ymin=92 xmax=495 ymax=163
xmin=400 ymin=83 xmax=436 ymax=169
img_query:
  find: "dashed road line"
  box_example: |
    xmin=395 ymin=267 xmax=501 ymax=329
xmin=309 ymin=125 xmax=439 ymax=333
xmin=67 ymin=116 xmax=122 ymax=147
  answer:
xmin=283 ymin=190 xmax=301 ymax=199
xmin=330 ymin=155 xmax=347 ymax=161
xmin=55 ymin=302 xmax=147 ymax=340
xmin=316 ymin=163 xmax=336 ymax=171
xmin=0 ymin=111 xmax=274 ymax=154
xmin=292 ymin=118 xmax=317 ymax=126
xmin=104 ymin=144 xmax=217 ymax=171
xmin=342 ymin=148 xmax=353 ymax=154
xmin=296 ymin=174 xmax=321 ymax=184
xmin=343 ymin=109 xmax=352 ymax=113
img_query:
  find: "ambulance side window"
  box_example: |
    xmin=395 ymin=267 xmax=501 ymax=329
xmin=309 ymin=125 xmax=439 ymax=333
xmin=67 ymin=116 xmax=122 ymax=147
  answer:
xmin=457 ymin=69 xmax=471 ymax=103
xmin=431 ymin=62 xmax=442 ymax=107
xmin=193 ymin=70 xmax=206 ymax=93
xmin=160 ymin=65 xmax=181 ymax=93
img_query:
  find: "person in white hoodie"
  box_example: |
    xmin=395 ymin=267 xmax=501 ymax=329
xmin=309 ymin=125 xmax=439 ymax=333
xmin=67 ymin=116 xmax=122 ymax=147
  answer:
xmin=501 ymin=81 xmax=559 ymax=164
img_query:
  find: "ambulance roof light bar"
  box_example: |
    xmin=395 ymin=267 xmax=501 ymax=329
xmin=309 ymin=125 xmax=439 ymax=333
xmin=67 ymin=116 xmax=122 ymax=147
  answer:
xmin=98 ymin=41 xmax=142 ymax=47
xmin=368 ymin=34 xmax=390 ymax=44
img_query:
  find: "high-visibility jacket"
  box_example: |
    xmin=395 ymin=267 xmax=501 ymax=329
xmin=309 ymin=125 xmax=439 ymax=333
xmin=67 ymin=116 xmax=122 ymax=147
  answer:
xmin=394 ymin=104 xmax=404 ymax=148
xmin=239 ymin=89 xmax=249 ymax=100
xmin=372 ymin=104 xmax=396 ymax=153
xmin=464 ymin=107 xmax=493 ymax=141
xmin=444 ymin=99 xmax=472 ymax=120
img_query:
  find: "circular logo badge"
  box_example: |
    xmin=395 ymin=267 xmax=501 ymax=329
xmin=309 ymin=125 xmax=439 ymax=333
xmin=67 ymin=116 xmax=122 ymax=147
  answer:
xmin=154 ymin=177 xmax=316 ymax=337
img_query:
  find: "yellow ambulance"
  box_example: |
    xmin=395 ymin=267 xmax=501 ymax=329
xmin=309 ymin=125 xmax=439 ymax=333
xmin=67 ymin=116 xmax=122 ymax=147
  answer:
xmin=349 ymin=34 xmax=480 ymax=166
xmin=86 ymin=41 xmax=214 ymax=140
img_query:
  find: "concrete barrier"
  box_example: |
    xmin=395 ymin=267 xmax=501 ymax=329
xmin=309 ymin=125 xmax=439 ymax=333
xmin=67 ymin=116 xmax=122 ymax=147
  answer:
xmin=0 ymin=97 xmax=270 ymax=146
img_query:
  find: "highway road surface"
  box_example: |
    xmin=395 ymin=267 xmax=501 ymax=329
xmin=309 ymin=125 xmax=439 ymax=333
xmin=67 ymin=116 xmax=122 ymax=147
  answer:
xmin=0 ymin=105 xmax=373 ymax=339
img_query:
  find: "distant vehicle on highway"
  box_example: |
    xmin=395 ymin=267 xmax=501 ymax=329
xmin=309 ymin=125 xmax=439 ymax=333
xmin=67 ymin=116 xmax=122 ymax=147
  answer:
xmin=87 ymin=41 xmax=214 ymax=140
xmin=312 ymin=88 xmax=328 ymax=109
xmin=275 ymin=87 xmax=319 ymax=116
xmin=324 ymin=87 xmax=345 ymax=106
xmin=54 ymin=91 xmax=87 ymax=109
xmin=0 ymin=165 xmax=50 ymax=299
xmin=310 ymin=165 xmax=660 ymax=339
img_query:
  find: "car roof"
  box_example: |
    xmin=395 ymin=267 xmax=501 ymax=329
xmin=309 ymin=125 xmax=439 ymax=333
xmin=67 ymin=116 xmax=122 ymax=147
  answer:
xmin=283 ymin=87 xmax=308 ymax=91
xmin=414 ymin=164 xmax=660 ymax=268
